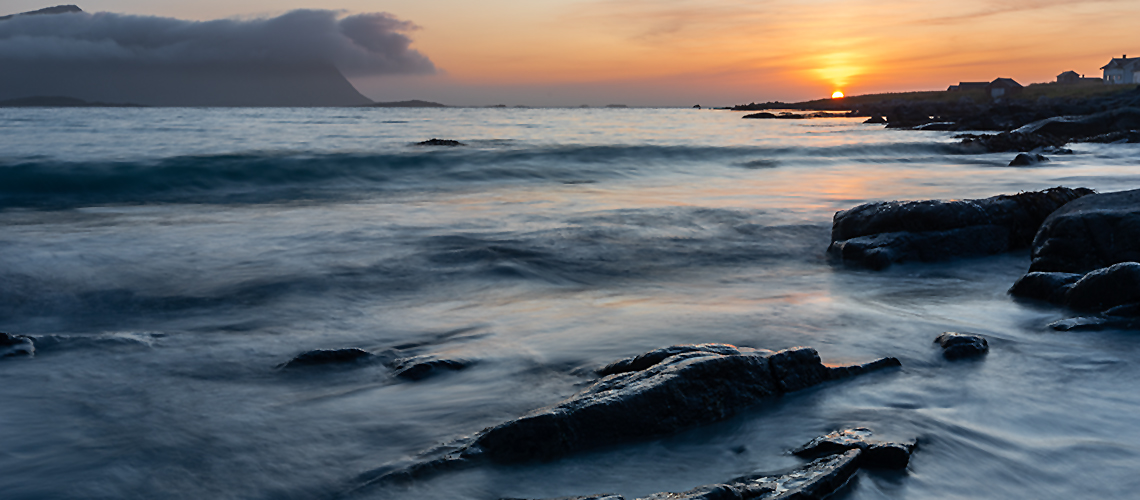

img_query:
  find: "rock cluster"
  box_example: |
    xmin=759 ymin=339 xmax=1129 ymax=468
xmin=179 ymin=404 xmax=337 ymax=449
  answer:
xmin=828 ymin=187 xmax=1092 ymax=269
xmin=278 ymin=347 xmax=472 ymax=380
xmin=358 ymin=344 xmax=901 ymax=488
xmin=511 ymin=428 xmax=916 ymax=500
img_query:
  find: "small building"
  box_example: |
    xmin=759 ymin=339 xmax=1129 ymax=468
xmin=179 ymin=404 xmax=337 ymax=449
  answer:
xmin=986 ymin=78 xmax=1023 ymax=100
xmin=1101 ymin=55 xmax=1139 ymax=84
xmin=947 ymin=82 xmax=988 ymax=92
xmin=1057 ymin=71 xmax=1080 ymax=84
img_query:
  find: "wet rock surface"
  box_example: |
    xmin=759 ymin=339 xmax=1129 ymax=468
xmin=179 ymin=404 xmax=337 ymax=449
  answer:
xmin=1028 ymin=188 xmax=1140 ymax=274
xmin=359 ymin=344 xmax=901 ymax=488
xmin=933 ymin=333 xmax=989 ymax=360
xmin=277 ymin=348 xmax=374 ymax=369
xmin=391 ymin=356 xmax=472 ymax=381
xmin=1 ymin=332 xmax=34 ymax=358
xmin=512 ymin=428 xmax=916 ymax=500
xmin=828 ymin=187 xmax=1092 ymax=269
xmin=1008 ymin=153 xmax=1049 ymax=166
xmin=1008 ymin=271 xmax=1082 ymax=303
xmin=792 ymin=427 xmax=917 ymax=469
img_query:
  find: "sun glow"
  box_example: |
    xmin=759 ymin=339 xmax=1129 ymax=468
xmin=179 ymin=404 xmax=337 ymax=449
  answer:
xmin=832 ymin=91 xmax=844 ymax=98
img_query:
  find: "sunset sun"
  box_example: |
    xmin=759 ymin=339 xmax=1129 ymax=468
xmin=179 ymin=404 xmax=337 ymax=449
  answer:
xmin=832 ymin=91 xmax=845 ymax=99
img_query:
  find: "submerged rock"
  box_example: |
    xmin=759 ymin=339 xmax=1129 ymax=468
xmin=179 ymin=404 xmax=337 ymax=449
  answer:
xmin=416 ymin=138 xmax=465 ymax=146
xmin=829 ymin=187 xmax=1092 ymax=269
xmin=1009 ymin=153 xmax=1049 ymax=166
xmin=391 ymin=356 xmax=471 ymax=381
xmin=933 ymin=332 xmax=989 ymax=360
xmin=792 ymin=427 xmax=917 ymax=469
xmin=277 ymin=348 xmax=373 ymax=369
xmin=1028 ymin=188 xmax=1140 ymax=274
xmin=1 ymin=332 xmax=34 ymax=358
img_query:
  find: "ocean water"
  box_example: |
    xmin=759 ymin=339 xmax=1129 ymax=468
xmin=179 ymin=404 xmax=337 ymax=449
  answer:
xmin=2 ymin=107 xmax=1140 ymax=500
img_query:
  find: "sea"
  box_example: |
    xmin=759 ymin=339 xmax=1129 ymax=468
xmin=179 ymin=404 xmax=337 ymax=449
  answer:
xmin=1 ymin=107 xmax=1139 ymax=500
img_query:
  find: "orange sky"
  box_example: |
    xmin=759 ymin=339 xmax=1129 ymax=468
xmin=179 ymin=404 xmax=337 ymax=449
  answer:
xmin=6 ymin=0 xmax=1139 ymax=105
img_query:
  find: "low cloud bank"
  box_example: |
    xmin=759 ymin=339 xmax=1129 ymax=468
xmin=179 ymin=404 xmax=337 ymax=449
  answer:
xmin=0 ymin=8 xmax=436 ymax=105
xmin=0 ymin=8 xmax=435 ymax=76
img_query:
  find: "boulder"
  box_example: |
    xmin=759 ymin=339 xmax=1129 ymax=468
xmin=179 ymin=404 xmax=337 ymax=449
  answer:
xmin=1008 ymin=153 xmax=1048 ymax=166
xmin=792 ymin=427 xmax=916 ymax=469
xmin=391 ymin=356 xmax=471 ymax=381
xmin=933 ymin=332 xmax=989 ymax=360
xmin=742 ymin=112 xmax=777 ymax=119
xmin=829 ymin=187 xmax=1092 ymax=269
xmin=467 ymin=346 xmax=899 ymax=464
xmin=1008 ymin=271 xmax=1082 ymax=303
xmin=1 ymin=332 xmax=34 ymax=358
xmin=1028 ymin=188 xmax=1140 ymax=273
xmin=277 ymin=348 xmax=374 ymax=369
xmin=1064 ymin=262 xmax=1140 ymax=311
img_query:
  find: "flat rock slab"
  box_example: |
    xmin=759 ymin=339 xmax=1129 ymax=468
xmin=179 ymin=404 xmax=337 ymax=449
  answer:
xmin=277 ymin=348 xmax=374 ymax=369
xmin=829 ymin=187 xmax=1091 ymax=269
xmin=934 ymin=332 xmax=989 ymax=360
xmin=1029 ymin=188 xmax=1140 ymax=273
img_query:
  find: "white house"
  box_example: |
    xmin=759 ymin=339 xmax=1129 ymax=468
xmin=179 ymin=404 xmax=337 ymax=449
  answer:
xmin=1101 ymin=55 xmax=1139 ymax=84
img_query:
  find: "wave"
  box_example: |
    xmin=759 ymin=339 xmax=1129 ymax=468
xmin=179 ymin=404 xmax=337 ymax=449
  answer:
xmin=0 ymin=142 xmax=959 ymax=208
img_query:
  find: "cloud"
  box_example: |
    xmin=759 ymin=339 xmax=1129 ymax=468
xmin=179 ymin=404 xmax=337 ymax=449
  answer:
xmin=0 ymin=9 xmax=436 ymax=77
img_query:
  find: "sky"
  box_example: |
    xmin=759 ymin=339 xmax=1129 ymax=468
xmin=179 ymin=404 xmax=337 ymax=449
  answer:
xmin=2 ymin=0 xmax=1138 ymax=106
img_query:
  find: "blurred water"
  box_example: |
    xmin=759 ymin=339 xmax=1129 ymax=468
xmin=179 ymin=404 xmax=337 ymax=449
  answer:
xmin=1 ymin=108 xmax=1139 ymax=499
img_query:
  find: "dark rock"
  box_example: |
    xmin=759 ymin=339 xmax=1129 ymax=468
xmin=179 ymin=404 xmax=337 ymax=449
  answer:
xmin=358 ymin=344 xmax=902 ymax=489
xmin=1008 ymin=153 xmax=1049 ymax=166
xmin=1064 ymin=262 xmax=1140 ymax=311
xmin=1 ymin=332 xmax=34 ymax=358
xmin=1029 ymin=188 xmax=1140 ymax=274
xmin=829 ymin=187 xmax=1092 ymax=269
xmin=391 ymin=356 xmax=471 ymax=381
xmin=1008 ymin=272 xmax=1082 ymax=303
xmin=792 ymin=428 xmax=916 ymax=469
xmin=863 ymin=115 xmax=887 ymax=124
xmin=277 ymin=348 xmax=373 ymax=369
xmin=742 ymin=112 xmax=777 ymax=119
xmin=933 ymin=332 xmax=989 ymax=359
xmin=597 ymin=343 xmax=754 ymax=376
xmin=466 ymin=346 xmax=898 ymax=464
xmin=416 ymin=138 xmax=465 ymax=146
